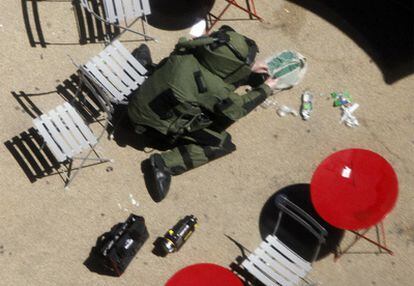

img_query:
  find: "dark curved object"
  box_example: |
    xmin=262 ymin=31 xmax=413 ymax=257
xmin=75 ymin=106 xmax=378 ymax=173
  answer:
xmin=288 ymin=0 xmax=414 ymax=84
xmin=147 ymin=0 xmax=215 ymax=30
xmin=259 ymin=184 xmax=345 ymax=262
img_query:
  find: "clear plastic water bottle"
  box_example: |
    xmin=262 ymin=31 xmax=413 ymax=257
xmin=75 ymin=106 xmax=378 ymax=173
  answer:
xmin=301 ymin=91 xmax=313 ymax=120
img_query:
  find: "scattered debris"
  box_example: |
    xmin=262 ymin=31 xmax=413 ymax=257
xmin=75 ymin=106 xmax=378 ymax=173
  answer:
xmin=260 ymin=98 xmax=278 ymax=109
xmin=117 ymin=194 xmax=140 ymax=213
xmin=277 ymin=105 xmax=298 ymax=117
xmin=340 ymin=103 xmax=360 ymax=127
xmin=260 ymin=98 xmax=298 ymax=119
xmin=331 ymin=91 xmax=359 ymax=127
xmin=331 ymin=91 xmax=352 ymax=107
xmin=129 ymin=194 xmax=139 ymax=207
xmin=300 ymin=91 xmax=313 ymax=120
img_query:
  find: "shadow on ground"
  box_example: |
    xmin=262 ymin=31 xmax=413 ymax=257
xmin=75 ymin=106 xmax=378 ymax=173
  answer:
xmin=288 ymin=0 xmax=414 ymax=84
xmin=259 ymin=183 xmax=345 ymax=262
xmin=147 ymin=0 xmax=215 ymax=30
xmin=5 ymin=74 xmax=104 ymax=184
xmin=22 ymin=0 xmax=120 ymax=47
xmin=110 ymin=106 xmax=172 ymax=152
xmin=4 ymin=127 xmax=62 ymax=183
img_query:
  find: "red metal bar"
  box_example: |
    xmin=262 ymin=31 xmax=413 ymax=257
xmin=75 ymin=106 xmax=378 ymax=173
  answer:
xmin=207 ymin=1 xmax=233 ymax=32
xmin=334 ymin=223 xmax=394 ymax=262
xmin=226 ymin=0 xmax=262 ymax=20
xmin=206 ymin=0 xmax=263 ymax=32
xmin=334 ymin=228 xmax=370 ymax=261
xmin=350 ymin=229 xmax=394 ymax=255
xmin=250 ymin=0 xmax=257 ymax=15
xmin=380 ymin=221 xmax=387 ymax=248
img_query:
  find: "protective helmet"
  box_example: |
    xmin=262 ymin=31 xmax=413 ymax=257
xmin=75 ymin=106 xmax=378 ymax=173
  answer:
xmin=194 ymin=26 xmax=258 ymax=84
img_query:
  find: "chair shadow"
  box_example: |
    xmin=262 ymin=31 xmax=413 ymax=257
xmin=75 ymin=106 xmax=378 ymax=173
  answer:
xmin=3 ymin=126 xmax=107 ymax=185
xmin=226 ymin=235 xmax=266 ymax=286
xmin=55 ymin=74 xmax=103 ymax=123
xmin=11 ymin=74 xmax=102 ymax=123
xmin=288 ymin=0 xmax=414 ymax=84
xmin=110 ymin=105 xmax=173 ymax=152
xmin=259 ymin=183 xmax=345 ymax=262
xmin=72 ymin=0 xmax=120 ymax=44
xmin=6 ymin=74 xmax=106 ymax=184
xmin=147 ymin=0 xmax=215 ymax=30
xmin=4 ymin=127 xmax=62 ymax=183
xmin=21 ymin=0 xmax=120 ymax=47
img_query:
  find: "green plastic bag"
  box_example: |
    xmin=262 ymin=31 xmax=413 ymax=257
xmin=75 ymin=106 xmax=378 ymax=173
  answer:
xmin=266 ymin=50 xmax=307 ymax=90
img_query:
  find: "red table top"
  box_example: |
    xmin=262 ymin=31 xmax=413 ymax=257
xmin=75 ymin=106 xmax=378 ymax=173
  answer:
xmin=311 ymin=149 xmax=398 ymax=230
xmin=165 ymin=263 xmax=243 ymax=286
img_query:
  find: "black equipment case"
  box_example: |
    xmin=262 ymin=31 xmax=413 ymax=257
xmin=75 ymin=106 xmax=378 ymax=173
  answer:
xmin=98 ymin=214 xmax=149 ymax=276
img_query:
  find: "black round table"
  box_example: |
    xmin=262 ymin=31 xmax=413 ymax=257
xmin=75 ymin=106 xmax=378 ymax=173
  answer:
xmin=147 ymin=0 xmax=215 ymax=30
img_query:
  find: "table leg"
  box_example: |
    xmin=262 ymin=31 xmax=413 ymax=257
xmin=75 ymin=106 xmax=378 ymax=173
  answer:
xmin=350 ymin=227 xmax=393 ymax=255
xmin=334 ymin=228 xmax=370 ymax=261
xmin=206 ymin=0 xmax=263 ymax=32
xmin=334 ymin=223 xmax=393 ymax=261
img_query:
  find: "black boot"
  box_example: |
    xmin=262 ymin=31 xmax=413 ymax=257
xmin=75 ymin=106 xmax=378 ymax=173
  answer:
xmin=145 ymin=154 xmax=171 ymax=202
xmin=131 ymin=44 xmax=153 ymax=70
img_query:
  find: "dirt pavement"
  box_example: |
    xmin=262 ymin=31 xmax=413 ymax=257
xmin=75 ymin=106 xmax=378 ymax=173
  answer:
xmin=0 ymin=1 xmax=413 ymax=285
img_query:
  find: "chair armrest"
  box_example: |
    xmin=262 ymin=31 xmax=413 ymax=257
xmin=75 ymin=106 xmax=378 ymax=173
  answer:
xmin=275 ymin=195 xmax=328 ymax=243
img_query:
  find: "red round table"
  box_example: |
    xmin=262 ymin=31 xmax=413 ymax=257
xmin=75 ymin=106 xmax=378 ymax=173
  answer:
xmin=165 ymin=263 xmax=243 ymax=286
xmin=310 ymin=149 xmax=398 ymax=231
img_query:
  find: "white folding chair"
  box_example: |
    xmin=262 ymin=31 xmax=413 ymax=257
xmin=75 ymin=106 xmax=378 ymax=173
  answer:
xmin=79 ymin=0 xmax=156 ymax=41
xmin=241 ymin=195 xmax=327 ymax=286
xmin=33 ymin=102 xmax=112 ymax=189
xmin=74 ymin=39 xmax=148 ymax=138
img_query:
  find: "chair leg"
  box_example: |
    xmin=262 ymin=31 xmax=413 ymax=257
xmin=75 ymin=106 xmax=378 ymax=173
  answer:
xmin=63 ymin=159 xmax=74 ymax=189
xmin=107 ymin=107 xmax=128 ymax=140
xmin=71 ymin=73 xmax=85 ymax=105
xmin=63 ymin=145 xmax=112 ymax=190
xmin=71 ymin=156 xmax=111 ymax=162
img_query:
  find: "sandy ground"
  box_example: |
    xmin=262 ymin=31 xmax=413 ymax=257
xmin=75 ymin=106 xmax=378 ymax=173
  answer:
xmin=1 ymin=0 xmax=413 ymax=285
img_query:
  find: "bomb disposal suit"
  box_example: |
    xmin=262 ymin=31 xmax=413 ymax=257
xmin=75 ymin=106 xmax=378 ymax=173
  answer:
xmin=128 ymin=27 xmax=272 ymax=182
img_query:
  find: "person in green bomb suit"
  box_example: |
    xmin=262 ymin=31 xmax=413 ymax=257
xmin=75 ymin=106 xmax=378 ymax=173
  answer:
xmin=128 ymin=26 xmax=279 ymax=202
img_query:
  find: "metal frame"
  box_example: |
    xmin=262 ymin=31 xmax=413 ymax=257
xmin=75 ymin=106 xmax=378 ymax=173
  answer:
xmin=72 ymin=39 xmax=147 ymax=138
xmin=33 ymin=102 xmax=112 ymax=189
xmin=79 ymin=0 xmax=157 ymax=42
xmin=206 ymin=0 xmax=263 ymax=32
xmin=273 ymin=195 xmax=327 ymax=263
xmin=241 ymin=195 xmax=327 ymax=286
xmin=334 ymin=221 xmax=394 ymax=261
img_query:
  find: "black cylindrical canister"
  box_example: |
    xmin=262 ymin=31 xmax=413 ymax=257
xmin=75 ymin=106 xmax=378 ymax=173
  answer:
xmin=157 ymin=215 xmax=198 ymax=255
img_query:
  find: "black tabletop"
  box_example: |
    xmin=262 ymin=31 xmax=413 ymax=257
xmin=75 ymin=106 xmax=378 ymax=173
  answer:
xmin=147 ymin=0 xmax=215 ymax=30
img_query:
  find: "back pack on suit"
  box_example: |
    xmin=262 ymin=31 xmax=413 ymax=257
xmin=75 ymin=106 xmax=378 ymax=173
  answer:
xmin=127 ymin=27 xmax=263 ymax=138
